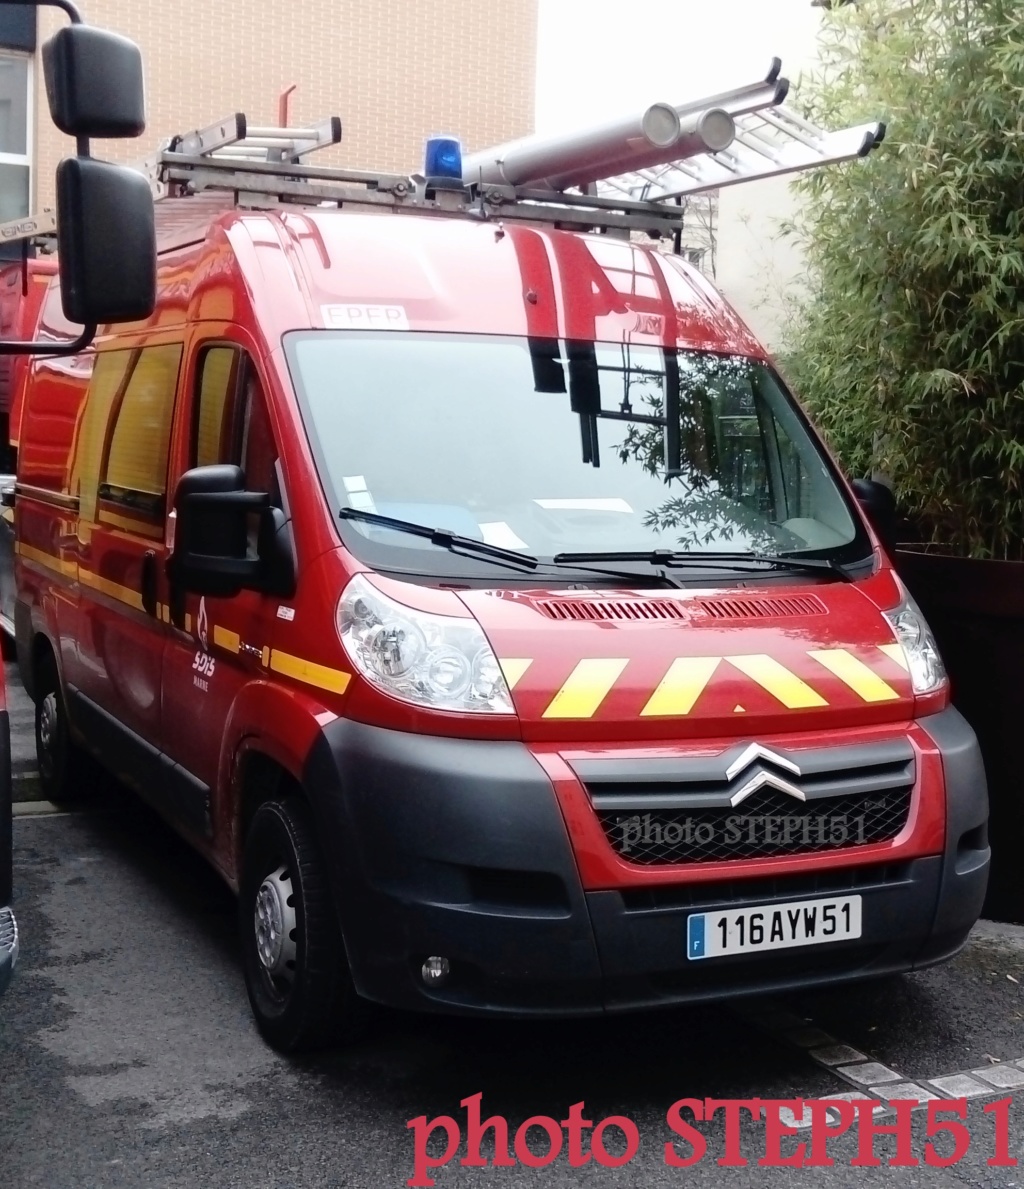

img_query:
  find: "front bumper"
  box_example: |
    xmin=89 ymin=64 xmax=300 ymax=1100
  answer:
xmin=302 ymin=707 xmax=989 ymax=1016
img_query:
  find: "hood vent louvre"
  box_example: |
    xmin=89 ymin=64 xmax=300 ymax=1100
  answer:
xmin=696 ymin=594 xmax=827 ymax=619
xmin=533 ymin=592 xmax=828 ymax=623
xmin=535 ymin=598 xmax=688 ymax=622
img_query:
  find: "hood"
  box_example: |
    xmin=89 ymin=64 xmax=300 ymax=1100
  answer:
xmin=456 ymin=570 xmax=914 ymax=743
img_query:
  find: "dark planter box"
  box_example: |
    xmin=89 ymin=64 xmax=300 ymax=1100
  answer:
xmin=896 ymin=548 xmax=1024 ymax=923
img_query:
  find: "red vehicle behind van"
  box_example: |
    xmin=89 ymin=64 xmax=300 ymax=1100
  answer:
xmin=10 ymin=175 xmax=988 ymax=1049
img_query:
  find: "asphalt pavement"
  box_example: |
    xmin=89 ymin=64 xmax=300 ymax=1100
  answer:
xmin=2 ymin=669 xmax=1023 ymax=1187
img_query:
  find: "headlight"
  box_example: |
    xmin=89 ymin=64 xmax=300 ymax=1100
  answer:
xmin=337 ymin=574 xmax=515 ymax=714
xmin=882 ymin=592 xmax=947 ymax=695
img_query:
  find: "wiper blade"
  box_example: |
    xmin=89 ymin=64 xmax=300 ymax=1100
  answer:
xmin=339 ymin=507 xmax=539 ymax=571
xmin=543 ymin=557 xmax=685 ymax=587
xmin=553 ymin=549 xmax=853 ymax=582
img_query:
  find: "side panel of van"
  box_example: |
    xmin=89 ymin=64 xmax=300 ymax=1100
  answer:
xmin=63 ymin=337 xmax=182 ymax=796
xmin=159 ymin=324 xmax=286 ymax=858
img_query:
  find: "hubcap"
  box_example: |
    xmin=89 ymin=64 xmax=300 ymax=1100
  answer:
xmin=254 ymin=865 xmax=297 ymax=982
xmin=38 ymin=692 xmax=58 ymax=764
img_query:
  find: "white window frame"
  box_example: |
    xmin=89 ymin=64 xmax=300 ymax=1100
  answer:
xmin=0 ymin=50 xmax=33 ymax=214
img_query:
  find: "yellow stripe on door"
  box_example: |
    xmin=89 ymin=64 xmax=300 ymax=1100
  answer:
xmin=543 ymin=658 xmax=628 ymax=719
xmin=641 ymin=657 xmax=721 ymax=716
xmin=808 ymin=648 xmax=901 ymax=702
xmin=498 ymin=658 xmax=532 ymax=690
xmin=213 ymin=625 xmax=241 ymax=654
xmin=269 ymin=649 xmax=352 ymax=695
xmin=725 ymin=654 xmax=828 ymax=709
xmin=878 ymin=642 xmax=910 ymax=671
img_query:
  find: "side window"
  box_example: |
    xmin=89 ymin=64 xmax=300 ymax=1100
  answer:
xmin=71 ymin=349 xmax=133 ymax=523
xmin=99 ymin=343 xmax=183 ymax=519
xmin=193 ymin=345 xmax=278 ymax=500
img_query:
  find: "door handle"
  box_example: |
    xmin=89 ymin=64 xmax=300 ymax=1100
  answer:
xmin=141 ymin=550 xmax=158 ymax=617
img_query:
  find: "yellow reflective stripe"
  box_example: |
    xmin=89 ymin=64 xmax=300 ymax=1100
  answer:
xmin=543 ymin=658 xmax=628 ymax=719
xmin=15 ymin=541 xmax=76 ymax=578
xmin=269 ymin=649 xmax=351 ymax=695
xmin=498 ymin=658 xmax=532 ymax=690
xmin=641 ymin=657 xmax=720 ymax=716
xmin=79 ymin=568 xmax=144 ymax=611
xmin=261 ymin=645 xmax=271 ymax=668
xmin=725 ymin=654 xmax=828 ymax=709
xmin=808 ymin=648 xmax=900 ymax=702
xmin=213 ymin=625 xmax=241 ymax=654
xmin=878 ymin=642 xmax=909 ymax=671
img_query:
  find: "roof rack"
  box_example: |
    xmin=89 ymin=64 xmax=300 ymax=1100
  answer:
xmin=142 ymin=60 xmax=884 ymax=238
xmin=0 ymin=209 xmax=57 ymax=249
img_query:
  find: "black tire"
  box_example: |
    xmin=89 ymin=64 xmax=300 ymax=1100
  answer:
xmin=1 ymin=630 xmax=16 ymax=662
xmin=35 ymin=650 xmax=95 ymax=802
xmin=240 ymin=796 xmax=370 ymax=1053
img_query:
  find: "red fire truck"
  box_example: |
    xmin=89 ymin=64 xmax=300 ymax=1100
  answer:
xmin=6 ymin=67 xmax=989 ymax=1048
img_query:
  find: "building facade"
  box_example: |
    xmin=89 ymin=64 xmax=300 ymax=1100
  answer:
xmin=2 ymin=0 xmax=537 ymax=217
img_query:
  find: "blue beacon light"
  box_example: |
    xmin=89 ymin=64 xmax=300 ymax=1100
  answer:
xmin=424 ymin=136 xmax=463 ymax=181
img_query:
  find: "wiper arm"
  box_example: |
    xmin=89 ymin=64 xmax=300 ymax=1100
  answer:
xmin=339 ymin=507 xmax=539 ymax=572
xmin=553 ymin=549 xmax=853 ymax=582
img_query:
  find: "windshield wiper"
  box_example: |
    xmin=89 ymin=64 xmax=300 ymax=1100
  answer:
xmin=339 ymin=507 xmax=539 ymax=572
xmin=553 ymin=549 xmax=854 ymax=582
xmin=340 ymin=508 xmax=684 ymax=586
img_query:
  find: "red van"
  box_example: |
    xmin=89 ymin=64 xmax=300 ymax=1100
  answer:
xmin=10 ymin=135 xmax=989 ymax=1051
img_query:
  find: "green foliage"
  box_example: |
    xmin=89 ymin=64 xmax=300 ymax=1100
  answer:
xmin=786 ymin=0 xmax=1024 ymax=558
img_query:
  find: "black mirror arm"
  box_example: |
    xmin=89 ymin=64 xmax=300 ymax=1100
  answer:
xmin=0 ymin=325 xmax=96 ymax=356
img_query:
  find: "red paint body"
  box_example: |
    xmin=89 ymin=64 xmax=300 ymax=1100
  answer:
xmin=12 ymin=206 xmax=946 ymax=899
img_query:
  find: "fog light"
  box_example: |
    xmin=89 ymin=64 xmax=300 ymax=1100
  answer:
xmin=421 ymin=955 xmax=451 ymax=986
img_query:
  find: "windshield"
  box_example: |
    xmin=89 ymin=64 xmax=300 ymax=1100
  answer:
xmin=284 ymin=332 xmax=869 ymax=577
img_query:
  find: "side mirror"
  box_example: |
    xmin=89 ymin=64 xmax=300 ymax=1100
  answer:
xmin=851 ymin=477 xmax=897 ymax=556
xmin=56 ymin=158 xmax=156 ymax=325
xmin=42 ymin=25 xmax=146 ymax=138
xmin=168 ymin=465 xmax=267 ymax=598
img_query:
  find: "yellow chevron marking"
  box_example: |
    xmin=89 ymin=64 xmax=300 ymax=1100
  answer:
xmin=498 ymin=658 xmax=532 ymax=690
xmin=878 ymin=642 xmax=910 ymax=671
xmin=15 ymin=541 xmax=77 ymax=578
xmin=809 ymin=648 xmax=901 ymax=702
xmin=641 ymin=657 xmax=720 ymax=716
xmin=79 ymin=567 xmax=144 ymax=611
xmin=213 ymin=625 xmax=241 ymax=654
xmin=269 ymin=649 xmax=351 ymax=695
xmin=543 ymin=658 xmax=628 ymax=719
xmin=725 ymin=654 xmax=828 ymax=709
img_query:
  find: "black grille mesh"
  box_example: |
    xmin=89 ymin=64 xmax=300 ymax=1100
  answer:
xmin=596 ymin=784 xmax=912 ymax=865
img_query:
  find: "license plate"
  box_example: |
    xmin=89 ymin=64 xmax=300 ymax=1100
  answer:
xmin=687 ymin=895 xmax=862 ymax=960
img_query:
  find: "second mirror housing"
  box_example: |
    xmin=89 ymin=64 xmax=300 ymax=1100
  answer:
xmin=42 ymin=24 xmax=146 ymax=138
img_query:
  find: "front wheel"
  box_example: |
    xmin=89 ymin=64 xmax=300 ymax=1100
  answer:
xmin=240 ymin=796 xmax=370 ymax=1052
xmin=35 ymin=651 xmax=97 ymax=802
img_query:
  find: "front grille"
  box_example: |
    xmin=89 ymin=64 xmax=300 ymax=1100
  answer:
xmin=577 ymin=738 xmax=915 ymax=866
xmin=596 ymin=784 xmax=911 ymax=864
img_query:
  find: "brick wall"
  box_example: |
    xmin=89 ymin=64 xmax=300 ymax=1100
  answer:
xmin=33 ymin=0 xmax=537 ymax=208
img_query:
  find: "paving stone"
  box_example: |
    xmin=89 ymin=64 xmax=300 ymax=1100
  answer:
xmin=971 ymin=1064 xmax=1024 ymax=1089
xmin=837 ymin=1061 xmax=902 ymax=1085
xmin=929 ymin=1073 xmax=997 ymax=1098
xmin=777 ymin=1105 xmax=813 ymax=1130
xmin=871 ymin=1082 xmax=940 ymax=1104
xmin=811 ymin=1044 xmax=869 ymax=1067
